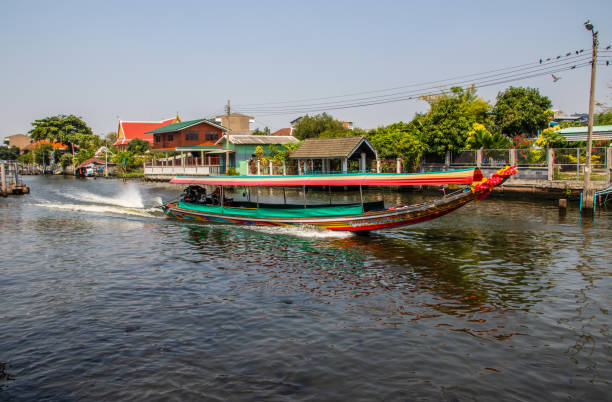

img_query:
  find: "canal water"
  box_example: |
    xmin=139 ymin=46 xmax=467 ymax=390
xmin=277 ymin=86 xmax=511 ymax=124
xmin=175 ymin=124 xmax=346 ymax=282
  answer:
xmin=1 ymin=176 xmax=610 ymax=401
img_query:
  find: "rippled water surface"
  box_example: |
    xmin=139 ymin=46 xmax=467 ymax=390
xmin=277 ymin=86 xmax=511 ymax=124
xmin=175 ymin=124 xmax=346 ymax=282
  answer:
xmin=1 ymin=176 xmax=611 ymax=401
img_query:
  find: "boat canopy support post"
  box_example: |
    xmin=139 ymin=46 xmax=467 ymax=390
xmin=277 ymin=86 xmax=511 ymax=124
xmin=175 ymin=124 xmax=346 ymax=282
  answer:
xmin=221 ymin=185 xmax=224 ymax=208
xmin=303 ymin=185 xmax=307 ymax=208
xmin=360 ymin=184 xmax=364 ymax=213
xmin=257 ymin=185 xmax=259 ymax=208
xmin=283 ymin=187 xmax=287 ymax=205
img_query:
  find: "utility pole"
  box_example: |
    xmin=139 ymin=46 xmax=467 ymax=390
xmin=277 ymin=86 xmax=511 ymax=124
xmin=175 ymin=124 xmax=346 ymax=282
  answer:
xmin=105 ymin=139 xmax=108 ymax=177
xmin=225 ymin=100 xmax=231 ymax=174
xmin=583 ymin=20 xmax=598 ymax=210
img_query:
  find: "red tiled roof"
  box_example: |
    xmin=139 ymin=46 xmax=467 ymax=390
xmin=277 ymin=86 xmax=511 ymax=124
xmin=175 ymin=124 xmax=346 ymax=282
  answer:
xmin=23 ymin=140 xmax=69 ymax=151
xmin=272 ymin=128 xmax=292 ymax=136
xmin=114 ymin=118 xmax=176 ymax=146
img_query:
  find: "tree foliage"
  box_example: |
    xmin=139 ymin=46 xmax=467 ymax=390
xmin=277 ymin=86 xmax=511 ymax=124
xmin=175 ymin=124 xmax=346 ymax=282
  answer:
xmin=127 ymin=138 xmax=150 ymax=154
xmin=417 ymin=86 xmax=492 ymax=156
xmin=535 ymin=127 xmax=568 ymax=148
xmin=595 ymin=109 xmax=612 ymax=125
xmin=105 ymin=131 xmax=118 ymax=145
xmin=292 ymin=113 xmax=346 ymax=140
xmin=29 ymin=114 xmax=95 ymax=147
xmin=465 ymin=123 xmax=511 ymax=150
xmin=252 ymin=127 xmax=271 ymax=135
xmin=366 ymin=122 xmax=423 ymax=170
xmin=492 ymin=87 xmax=553 ymax=136
xmin=0 ymin=145 xmax=20 ymax=160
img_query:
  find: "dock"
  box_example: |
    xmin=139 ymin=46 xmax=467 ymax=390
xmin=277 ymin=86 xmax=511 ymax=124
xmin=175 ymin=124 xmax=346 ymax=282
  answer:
xmin=1 ymin=161 xmax=29 ymax=196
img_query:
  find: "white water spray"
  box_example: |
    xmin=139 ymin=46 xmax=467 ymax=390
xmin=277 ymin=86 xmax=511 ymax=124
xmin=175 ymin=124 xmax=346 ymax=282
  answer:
xmin=245 ymin=224 xmax=353 ymax=239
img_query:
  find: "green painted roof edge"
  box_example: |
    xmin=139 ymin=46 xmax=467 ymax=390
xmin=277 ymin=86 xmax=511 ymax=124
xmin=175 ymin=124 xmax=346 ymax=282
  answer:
xmin=146 ymin=118 xmax=228 ymax=134
xmin=176 ymin=146 xmax=222 ymax=150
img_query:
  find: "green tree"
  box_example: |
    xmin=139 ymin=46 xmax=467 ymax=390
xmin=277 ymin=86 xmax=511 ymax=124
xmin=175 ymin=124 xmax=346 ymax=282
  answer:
xmin=417 ymin=86 xmax=492 ymax=156
xmin=105 ymin=131 xmax=118 ymax=145
xmin=113 ymin=151 xmax=136 ymax=170
xmin=74 ymin=148 xmax=94 ymax=166
xmin=127 ymin=138 xmax=150 ymax=154
xmin=0 ymin=145 xmax=20 ymax=160
xmin=534 ymin=128 xmax=568 ymax=148
xmin=366 ymin=122 xmax=424 ymax=171
xmin=595 ymin=109 xmax=612 ymax=125
xmin=492 ymin=87 xmax=553 ymax=136
xmin=292 ymin=113 xmax=346 ymax=140
xmin=252 ymin=127 xmax=271 ymax=135
xmin=59 ymin=153 xmax=73 ymax=169
xmin=465 ymin=123 xmax=511 ymax=150
xmin=29 ymin=114 xmax=95 ymax=148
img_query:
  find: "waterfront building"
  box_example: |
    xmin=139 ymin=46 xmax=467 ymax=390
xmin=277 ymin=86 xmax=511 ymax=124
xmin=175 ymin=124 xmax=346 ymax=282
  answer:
xmin=75 ymin=157 xmax=117 ymax=176
xmin=114 ymin=115 xmax=181 ymax=150
xmin=144 ymin=118 xmax=228 ymax=178
xmin=143 ymin=117 xmax=299 ymax=178
xmin=3 ymin=134 xmax=31 ymax=153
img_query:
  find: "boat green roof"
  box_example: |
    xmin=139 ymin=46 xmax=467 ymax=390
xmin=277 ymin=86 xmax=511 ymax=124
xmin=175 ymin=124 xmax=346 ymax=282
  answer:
xmin=146 ymin=118 xmax=227 ymax=134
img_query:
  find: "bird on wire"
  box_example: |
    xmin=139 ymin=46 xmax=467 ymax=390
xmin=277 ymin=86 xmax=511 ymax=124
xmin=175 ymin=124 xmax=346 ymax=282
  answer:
xmin=551 ymin=74 xmax=561 ymax=82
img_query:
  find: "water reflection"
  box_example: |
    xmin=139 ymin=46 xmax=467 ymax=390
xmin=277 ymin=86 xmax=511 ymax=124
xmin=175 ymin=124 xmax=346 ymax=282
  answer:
xmin=2 ymin=176 xmax=611 ymax=400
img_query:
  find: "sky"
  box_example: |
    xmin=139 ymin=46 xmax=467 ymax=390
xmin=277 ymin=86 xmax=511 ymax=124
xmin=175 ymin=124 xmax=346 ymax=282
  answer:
xmin=1 ymin=0 xmax=611 ymax=141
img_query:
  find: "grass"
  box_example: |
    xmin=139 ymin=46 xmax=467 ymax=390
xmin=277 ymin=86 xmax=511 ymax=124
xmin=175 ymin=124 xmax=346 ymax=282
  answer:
xmin=553 ymin=171 xmax=607 ymax=181
xmin=116 ymin=171 xmax=144 ymax=178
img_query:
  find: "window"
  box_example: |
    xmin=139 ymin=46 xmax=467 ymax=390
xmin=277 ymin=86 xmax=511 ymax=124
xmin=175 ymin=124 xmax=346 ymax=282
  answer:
xmin=154 ymin=135 xmax=160 ymax=143
xmin=205 ymin=131 xmax=219 ymax=142
xmin=185 ymin=130 xmax=199 ymax=141
xmin=167 ymin=134 xmax=173 ymax=141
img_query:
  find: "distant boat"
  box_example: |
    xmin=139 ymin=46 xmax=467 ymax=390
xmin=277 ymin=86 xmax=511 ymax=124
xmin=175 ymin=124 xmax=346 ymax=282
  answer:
xmin=161 ymin=167 xmax=517 ymax=232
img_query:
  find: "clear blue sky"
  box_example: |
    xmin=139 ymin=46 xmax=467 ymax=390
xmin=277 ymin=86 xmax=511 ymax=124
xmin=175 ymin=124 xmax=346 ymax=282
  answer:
xmin=1 ymin=0 xmax=611 ymax=140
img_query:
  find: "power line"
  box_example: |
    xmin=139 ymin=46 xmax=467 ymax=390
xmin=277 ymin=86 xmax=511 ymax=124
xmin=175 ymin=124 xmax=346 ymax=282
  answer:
xmin=233 ymin=55 xmax=597 ymax=113
xmin=233 ymin=60 xmax=597 ymax=116
xmin=232 ymin=51 xmax=596 ymax=109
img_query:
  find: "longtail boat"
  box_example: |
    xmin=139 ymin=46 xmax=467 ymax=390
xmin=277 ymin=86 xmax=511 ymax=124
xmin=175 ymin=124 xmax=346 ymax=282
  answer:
xmin=162 ymin=166 xmax=517 ymax=232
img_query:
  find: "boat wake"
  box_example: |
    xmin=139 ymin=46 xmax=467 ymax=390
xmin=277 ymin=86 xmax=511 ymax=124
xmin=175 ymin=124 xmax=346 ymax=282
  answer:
xmin=32 ymin=202 xmax=162 ymax=218
xmin=64 ymin=185 xmax=145 ymax=208
xmin=244 ymin=224 xmax=354 ymax=239
xmin=35 ymin=185 xmax=164 ymax=218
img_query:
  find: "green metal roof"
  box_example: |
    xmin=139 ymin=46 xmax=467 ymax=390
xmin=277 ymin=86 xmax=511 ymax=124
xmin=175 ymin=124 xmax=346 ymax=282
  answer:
xmin=146 ymin=118 xmax=227 ymax=134
xmin=558 ymin=125 xmax=612 ymax=134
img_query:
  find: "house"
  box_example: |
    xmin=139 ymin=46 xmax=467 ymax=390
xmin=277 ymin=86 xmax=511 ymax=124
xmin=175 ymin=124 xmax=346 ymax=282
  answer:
xmin=272 ymin=128 xmax=293 ymax=136
xmin=3 ymin=134 xmax=31 ymax=153
xmin=215 ymin=134 xmax=299 ymax=175
xmin=290 ymin=136 xmax=378 ymax=173
xmin=557 ymin=125 xmax=612 ymax=141
xmin=144 ymin=118 xmax=229 ymax=178
xmin=214 ymin=113 xmax=254 ymax=135
xmin=114 ymin=115 xmax=181 ymax=150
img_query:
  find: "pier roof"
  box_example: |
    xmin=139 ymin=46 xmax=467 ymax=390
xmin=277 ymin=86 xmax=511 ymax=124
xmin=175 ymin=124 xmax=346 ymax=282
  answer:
xmin=290 ymin=136 xmax=376 ymax=159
